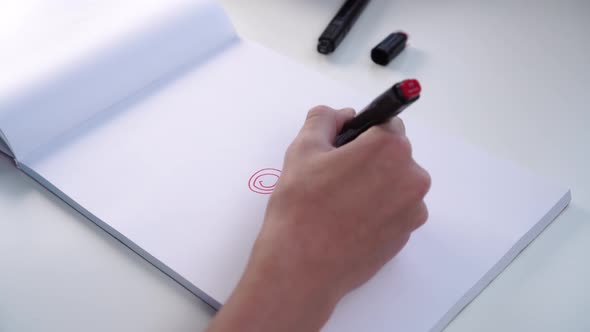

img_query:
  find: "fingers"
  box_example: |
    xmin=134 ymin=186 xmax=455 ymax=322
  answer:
xmin=336 ymin=108 xmax=356 ymax=133
xmin=295 ymin=106 xmax=356 ymax=152
xmin=399 ymin=200 xmax=429 ymax=232
xmin=342 ymin=116 xmax=411 ymax=159
xmin=371 ymin=200 xmax=428 ymax=264
xmin=387 ymin=117 xmax=406 ymax=136
xmin=295 ymin=105 xmax=405 ymax=154
xmin=381 ymin=174 xmax=430 ymax=236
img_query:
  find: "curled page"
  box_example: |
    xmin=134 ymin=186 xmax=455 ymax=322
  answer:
xmin=0 ymin=0 xmax=236 ymax=160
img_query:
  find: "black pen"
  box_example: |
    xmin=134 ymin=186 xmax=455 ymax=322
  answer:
xmin=317 ymin=0 xmax=371 ymax=55
xmin=334 ymin=79 xmax=421 ymax=147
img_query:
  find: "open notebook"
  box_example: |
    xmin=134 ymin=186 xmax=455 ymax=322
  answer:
xmin=0 ymin=1 xmax=570 ymax=331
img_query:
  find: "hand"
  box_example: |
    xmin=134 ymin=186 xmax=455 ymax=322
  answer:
xmin=207 ymin=106 xmax=431 ymax=332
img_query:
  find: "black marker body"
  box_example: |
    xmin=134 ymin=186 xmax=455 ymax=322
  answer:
xmin=318 ymin=0 xmax=371 ymax=54
xmin=334 ymin=82 xmax=419 ymax=147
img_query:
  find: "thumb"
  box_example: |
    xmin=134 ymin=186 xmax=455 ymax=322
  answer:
xmin=298 ymin=106 xmax=356 ymax=151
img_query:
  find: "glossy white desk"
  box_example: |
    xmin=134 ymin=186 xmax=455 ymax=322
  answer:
xmin=1 ymin=1 xmax=589 ymax=331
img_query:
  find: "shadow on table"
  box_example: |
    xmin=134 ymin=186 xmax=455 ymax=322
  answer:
xmin=514 ymin=203 xmax=590 ymax=273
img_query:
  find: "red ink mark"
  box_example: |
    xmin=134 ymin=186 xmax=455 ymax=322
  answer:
xmin=248 ymin=168 xmax=281 ymax=194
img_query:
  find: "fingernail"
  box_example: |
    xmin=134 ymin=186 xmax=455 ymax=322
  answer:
xmin=391 ymin=117 xmax=406 ymax=135
xmin=339 ymin=108 xmax=356 ymax=117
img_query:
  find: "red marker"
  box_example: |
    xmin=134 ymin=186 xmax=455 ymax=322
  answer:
xmin=334 ymin=79 xmax=421 ymax=147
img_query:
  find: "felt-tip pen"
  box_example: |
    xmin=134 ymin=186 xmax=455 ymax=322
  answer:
xmin=334 ymin=79 xmax=421 ymax=147
xmin=317 ymin=0 xmax=371 ymax=54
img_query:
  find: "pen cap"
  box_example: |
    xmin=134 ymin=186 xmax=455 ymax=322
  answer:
xmin=371 ymin=32 xmax=408 ymax=66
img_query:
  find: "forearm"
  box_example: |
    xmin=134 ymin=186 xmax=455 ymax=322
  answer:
xmin=206 ymin=250 xmax=340 ymax=332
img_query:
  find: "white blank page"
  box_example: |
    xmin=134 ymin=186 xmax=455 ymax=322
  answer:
xmin=21 ymin=41 xmax=570 ymax=332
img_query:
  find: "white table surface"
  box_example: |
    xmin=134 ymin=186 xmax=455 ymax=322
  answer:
xmin=1 ymin=1 xmax=589 ymax=331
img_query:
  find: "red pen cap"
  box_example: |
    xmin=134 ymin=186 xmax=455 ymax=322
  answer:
xmin=398 ymin=79 xmax=421 ymax=100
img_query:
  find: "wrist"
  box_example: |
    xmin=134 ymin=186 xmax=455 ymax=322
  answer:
xmin=208 ymin=238 xmax=343 ymax=332
xmin=240 ymin=250 xmax=341 ymax=330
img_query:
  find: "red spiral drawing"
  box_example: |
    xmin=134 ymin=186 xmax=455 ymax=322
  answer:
xmin=248 ymin=168 xmax=281 ymax=194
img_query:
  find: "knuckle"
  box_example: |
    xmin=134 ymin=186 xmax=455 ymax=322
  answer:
xmin=412 ymin=167 xmax=432 ymax=199
xmin=413 ymin=203 xmax=429 ymax=229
